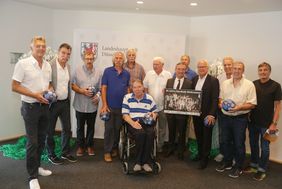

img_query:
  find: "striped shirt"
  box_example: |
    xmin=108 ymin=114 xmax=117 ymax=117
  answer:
xmin=122 ymin=93 xmax=157 ymax=121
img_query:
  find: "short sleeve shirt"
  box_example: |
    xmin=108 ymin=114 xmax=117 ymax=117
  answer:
xmin=101 ymin=66 xmax=130 ymax=109
xmin=122 ymin=93 xmax=157 ymax=121
xmin=72 ymin=64 xmax=102 ymax=113
xmin=220 ymin=78 xmax=257 ymax=116
xmin=143 ymin=70 xmax=172 ymax=111
xmin=250 ymin=79 xmax=282 ymax=127
xmin=12 ymin=56 xmax=52 ymax=103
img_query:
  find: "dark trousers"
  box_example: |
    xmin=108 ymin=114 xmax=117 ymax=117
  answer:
xmin=21 ymin=102 xmax=49 ymax=180
xmin=221 ymin=114 xmax=248 ymax=169
xmin=127 ymin=122 xmax=155 ymax=165
xmin=217 ymin=111 xmax=226 ymax=154
xmin=46 ymin=99 xmax=71 ymax=157
xmin=75 ymin=111 xmax=97 ymax=148
xmin=166 ymin=114 xmax=188 ymax=153
xmin=193 ymin=116 xmax=213 ymax=162
xmin=248 ymin=123 xmax=269 ymax=172
xmin=104 ymin=108 xmax=122 ymax=153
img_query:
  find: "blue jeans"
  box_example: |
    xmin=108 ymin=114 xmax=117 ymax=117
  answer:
xmin=248 ymin=123 xmax=269 ymax=172
xmin=221 ymin=114 xmax=248 ymax=169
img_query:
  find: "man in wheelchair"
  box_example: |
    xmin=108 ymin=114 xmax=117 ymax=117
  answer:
xmin=122 ymin=80 xmax=158 ymax=172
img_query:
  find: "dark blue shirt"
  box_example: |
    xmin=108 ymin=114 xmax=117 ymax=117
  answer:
xmin=102 ymin=66 xmax=130 ymax=108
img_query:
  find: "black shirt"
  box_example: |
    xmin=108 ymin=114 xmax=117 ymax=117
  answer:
xmin=250 ymin=79 xmax=282 ymax=128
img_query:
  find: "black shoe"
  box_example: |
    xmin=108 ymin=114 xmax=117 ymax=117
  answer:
xmin=48 ymin=156 xmax=64 ymax=165
xmin=61 ymin=154 xmax=78 ymax=163
xmin=215 ymin=162 xmax=232 ymax=172
xmin=198 ymin=160 xmax=208 ymax=170
xmin=191 ymin=155 xmax=201 ymax=162
xmin=228 ymin=168 xmax=243 ymax=178
xmin=165 ymin=149 xmax=174 ymax=157
xmin=177 ymin=152 xmax=184 ymax=160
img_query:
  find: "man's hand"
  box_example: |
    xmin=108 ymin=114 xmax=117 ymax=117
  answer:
xmin=91 ymin=94 xmax=100 ymax=105
xmin=81 ymin=88 xmax=93 ymax=97
xmin=269 ymin=123 xmax=277 ymax=131
xmin=148 ymin=112 xmax=158 ymax=121
xmin=206 ymin=115 xmax=215 ymax=125
xmin=131 ymin=120 xmax=142 ymax=129
xmin=100 ymin=105 xmax=110 ymax=114
xmin=35 ymin=92 xmax=49 ymax=104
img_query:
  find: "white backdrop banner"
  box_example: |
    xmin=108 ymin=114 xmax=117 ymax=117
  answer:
xmin=72 ymin=29 xmax=186 ymax=138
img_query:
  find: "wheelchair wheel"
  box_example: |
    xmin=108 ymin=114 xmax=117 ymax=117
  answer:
xmin=122 ymin=162 xmax=129 ymax=174
xmin=118 ymin=141 xmax=124 ymax=160
xmin=153 ymin=162 xmax=161 ymax=174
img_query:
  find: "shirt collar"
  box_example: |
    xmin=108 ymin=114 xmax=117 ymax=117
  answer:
xmin=154 ymin=70 xmax=166 ymax=77
xmin=131 ymin=93 xmax=147 ymax=101
xmin=30 ymin=55 xmax=45 ymax=69
xmin=124 ymin=62 xmax=136 ymax=69
xmin=112 ymin=66 xmax=125 ymax=75
xmin=56 ymin=59 xmax=66 ymax=70
xmin=230 ymin=77 xmax=244 ymax=85
xmin=175 ymin=77 xmax=185 ymax=82
xmin=83 ymin=64 xmax=95 ymax=73
xmin=199 ymin=74 xmax=208 ymax=80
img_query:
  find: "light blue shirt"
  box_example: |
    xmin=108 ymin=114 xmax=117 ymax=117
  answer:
xmin=72 ymin=64 xmax=102 ymax=113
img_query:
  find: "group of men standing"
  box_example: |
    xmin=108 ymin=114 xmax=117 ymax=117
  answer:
xmin=11 ymin=36 xmax=281 ymax=189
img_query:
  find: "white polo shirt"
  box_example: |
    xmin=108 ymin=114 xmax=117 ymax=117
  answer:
xmin=143 ymin=70 xmax=172 ymax=111
xmin=220 ymin=78 xmax=257 ymax=116
xmin=55 ymin=60 xmax=69 ymax=100
xmin=12 ymin=56 xmax=52 ymax=103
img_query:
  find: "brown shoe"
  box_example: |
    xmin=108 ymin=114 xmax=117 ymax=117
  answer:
xmin=111 ymin=149 xmax=118 ymax=158
xmin=76 ymin=147 xmax=84 ymax=156
xmin=87 ymin=147 xmax=95 ymax=156
xmin=104 ymin=153 xmax=112 ymax=162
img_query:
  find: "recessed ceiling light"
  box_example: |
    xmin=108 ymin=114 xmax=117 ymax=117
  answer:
xmin=190 ymin=2 xmax=198 ymax=6
xmin=137 ymin=1 xmax=144 ymax=5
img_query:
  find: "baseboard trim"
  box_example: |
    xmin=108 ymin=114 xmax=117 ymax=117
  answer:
xmin=1 ymin=134 xmax=282 ymax=164
xmin=0 ymin=130 xmax=66 ymax=143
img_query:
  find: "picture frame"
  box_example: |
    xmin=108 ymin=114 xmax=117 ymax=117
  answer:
xmin=10 ymin=52 xmax=24 ymax=64
xmin=164 ymin=89 xmax=202 ymax=116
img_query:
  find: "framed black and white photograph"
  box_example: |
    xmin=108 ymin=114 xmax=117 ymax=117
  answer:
xmin=164 ymin=89 xmax=202 ymax=116
xmin=10 ymin=52 xmax=24 ymax=64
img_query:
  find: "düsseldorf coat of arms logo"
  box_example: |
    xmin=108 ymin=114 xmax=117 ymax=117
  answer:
xmin=80 ymin=42 xmax=98 ymax=60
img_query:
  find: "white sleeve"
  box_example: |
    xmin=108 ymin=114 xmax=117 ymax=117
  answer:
xmin=12 ymin=62 xmax=24 ymax=82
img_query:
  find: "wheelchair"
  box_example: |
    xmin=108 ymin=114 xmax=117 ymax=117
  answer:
xmin=118 ymin=121 xmax=161 ymax=175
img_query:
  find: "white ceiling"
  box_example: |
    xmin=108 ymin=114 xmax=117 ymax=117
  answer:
xmin=13 ymin=0 xmax=282 ymax=17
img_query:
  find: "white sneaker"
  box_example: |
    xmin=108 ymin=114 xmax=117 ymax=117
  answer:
xmin=133 ymin=164 xmax=142 ymax=172
xmin=38 ymin=167 xmax=52 ymax=176
xmin=214 ymin=154 xmax=224 ymax=162
xmin=142 ymin=164 xmax=152 ymax=172
xmin=29 ymin=179 xmax=40 ymax=189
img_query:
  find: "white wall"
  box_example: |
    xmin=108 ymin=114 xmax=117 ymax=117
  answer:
xmin=189 ymin=11 xmax=282 ymax=162
xmin=0 ymin=0 xmax=53 ymax=140
xmin=51 ymin=9 xmax=191 ymax=57
xmin=51 ymin=10 xmax=191 ymax=139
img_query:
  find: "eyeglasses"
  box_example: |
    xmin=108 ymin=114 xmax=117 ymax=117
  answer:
xmin=85 ymin=58 xmax=94 ymax=61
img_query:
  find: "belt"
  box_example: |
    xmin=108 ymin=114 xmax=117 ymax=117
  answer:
xmin=57 ymin=99 xmax=69 ymax=103
xmin=224 ymin=113 xmax=248 ymax=119
xmin=22 ymin=101 xmax=49 ymax=106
